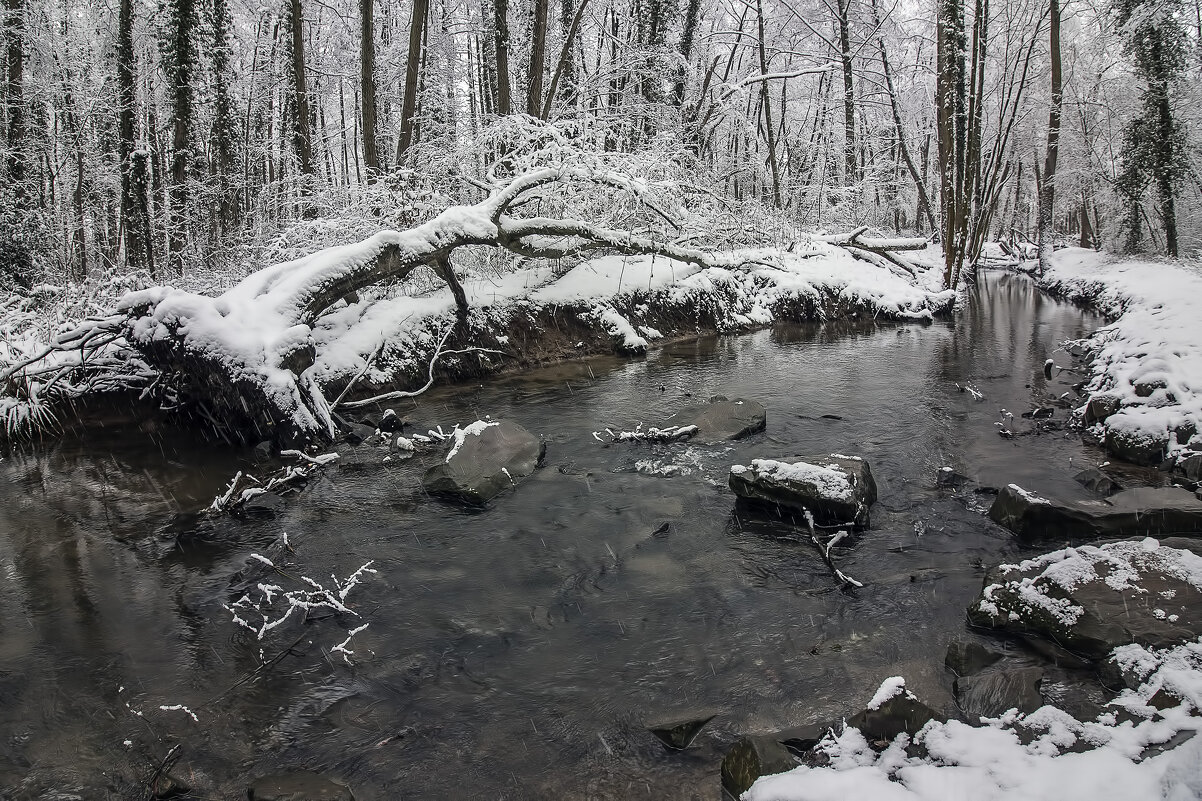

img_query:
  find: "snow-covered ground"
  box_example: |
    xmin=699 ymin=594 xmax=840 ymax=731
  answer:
xmin=744 ymin=538 xmax=1202 ymax=801
xmin=1040 ymin=249 xmax=1202 ymax=462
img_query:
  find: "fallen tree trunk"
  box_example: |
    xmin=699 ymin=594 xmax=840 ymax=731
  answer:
xmin=5 ymin=169 xmax=934 ymax=446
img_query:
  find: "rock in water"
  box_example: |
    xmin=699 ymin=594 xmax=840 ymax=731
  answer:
xmin=720 ymin=736 xmax=798 ymax=798
xmin=954 ymin=667 xmax=1044 ymax=721
xmin=647 ymin=713 xmax=716 ymax=750
xmin=671 ymin=397 xmax=766 ymax=444
xmin=944 ymin=639 xmax=1003 ymax=677
xmin=421 ymin=420 xmax=544 ymax=505
xmin=988 ymin=484 xmax=1202 ymax=542
xmin=247 ymin=771 xmax=355 ymax=800
xmin=843 ymin=679 xmax=945 ymax=743
xmin=968 ymin=538 xmax=1202 ymax=662
xmin=1073 ymin=467 xmax=1122 ymax=497
xmin=729 ymin=454 xmax=877 ymax=528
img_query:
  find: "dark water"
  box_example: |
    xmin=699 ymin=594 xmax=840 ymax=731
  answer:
xmin=0 ymin=272 xmax=1145 ymax=799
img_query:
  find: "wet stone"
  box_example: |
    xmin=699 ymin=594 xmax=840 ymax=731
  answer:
xmin=843 ymin=690 xmax=945 ymax=744
xmin=988 ymin=484 xmax=1202 ymax=543
xmin=647 ymin=712 xmax=716 ymax=750
xmin=720 ymin=736 xmax=798 ymax=799
xmin=730 ymin=454 xmax=877 ymax=528
xmin=936 ymin=467 xmax=971 ymax=489
xmin=1073 ymin=467 xmax=1123 ymax=497
xmin=670 ymin=397 xmax=766 ymax=444
xmin=968 ymin=539 xmax=1202 ymax=662
xmin=377 ymin=409 xmax=404 ymax=432
xmin=944 ymin=638 xmax=1003 ymax=677
xmin=954 ymin=667 xmax=1045 ymax=721
xmin=421 ymin=420 xmax=544 ymax=506
xmin=342 ymin=423 xmax=377 ymax=445
xmin=1083 ymin=394 xmax=1121 ymax=425
xmin=247 ymin=771 xmax=355 ymax=801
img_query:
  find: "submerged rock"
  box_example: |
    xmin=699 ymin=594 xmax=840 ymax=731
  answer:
xmin=944 ymin=638 xmax=1003 ymax=677
xmin=670 ymin=397 xmax=766 ymax=444
xmin=647 ymin=712 xmax=717 ymax=750
xmin=720 ymin=736 xmax=798 ymax=798
xmin=968 ymin=538 xmax=1202 ymax=662
xmin=1073 ymin=467 xmax=1122 ymax=497
xmin=988 ymin=484 xmax=1202 ymax=542
xmin=729 ymin=454 xmax=877 ymax=528
xmin=247 ymin=771 xmax=355 ymax=800
xmin=421 ymin=420 xmax=544 ymax=505
xmin=954 ymin=667 xmax=1045 ymax=721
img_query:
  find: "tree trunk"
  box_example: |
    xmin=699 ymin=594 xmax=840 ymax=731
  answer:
xmin=527 ymin=0 xmax=548 ymax=116
xmin=674 ymin=0 xmax=702 ymax=104
xmin=871 ymin=0 xmax=936 ymax=233
xmin=754 ymin=0 xmax=782 ymax=208
xmin=1037 ymin=0 xmax=1061 ymax=273
xmin=396 ymin=0 xmax=427 ymax=162
xmin=212 ymin=0 xmax=239 ymax=229
xmin=493 ymin=0 xmax=511 ymax=115
xmin=288 ymin=0 xmax=314 ymax=177
xmin=167 ymin=0 xmax=197 ymax=273
xmin=116 ymin=0 xmax=151 ymax=275
xmin=835 ymin=0 xmax=857 ymax=185
xmin=360 ymin=0 xmax=379 ymax=178
xmin=4 ymin=0 xmax=24 ymax=192
xmin=936 ymin=0 xmax=967 ymax=286
xmin=542 ymin=0 xmax=589 ymax=119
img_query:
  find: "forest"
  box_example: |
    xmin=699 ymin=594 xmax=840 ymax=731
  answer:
xmin=2 ymin=0 xmax=1199 ymax=288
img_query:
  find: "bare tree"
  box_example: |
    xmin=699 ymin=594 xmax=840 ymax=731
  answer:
xmin=397 ymin=0 xmax=428 ymax=161
xmin=1037 ymin=0 xmax=1062 ymax=272
xmin=360 ymin=0 xmax=379 ymax=178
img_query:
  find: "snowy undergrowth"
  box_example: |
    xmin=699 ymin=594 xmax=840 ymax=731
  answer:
xmin=746 ymin=638 xmax=1202 ymax=801
xmin=1040 ymin=248 xmax=1202 ymax=459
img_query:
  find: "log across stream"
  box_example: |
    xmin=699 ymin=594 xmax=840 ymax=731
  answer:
xmin=0 ymin=271 xmax=1171 ymax=800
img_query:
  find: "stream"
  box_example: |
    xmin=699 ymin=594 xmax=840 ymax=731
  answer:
xmin=0 ymin=271 xmax=1159 ymax=800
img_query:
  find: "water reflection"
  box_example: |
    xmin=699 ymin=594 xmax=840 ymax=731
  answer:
xmin=0 ymin=272 xmax=1148 ymax=799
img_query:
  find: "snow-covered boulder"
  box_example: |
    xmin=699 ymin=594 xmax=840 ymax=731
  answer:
xmin=988 ymin=484 xmax=1202 ymax=543
xmin=968 ymin=538 xmax=1202 ymax=662
xmin=421 ymin=420 xmax=544 ymax=505
xmin=729 ymin=454 xmax=877 ymax=528
xmin=669 ymin=396 xmax=766 ymax=444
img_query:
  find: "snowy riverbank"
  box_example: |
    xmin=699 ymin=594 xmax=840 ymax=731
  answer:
xmin=1039 ymin=249 xmax=1202 ymax=466
xmin=742 ymin=538 xmax=1202 ymax=801
xmin=307 ymin=240 xmax=956 ymax=397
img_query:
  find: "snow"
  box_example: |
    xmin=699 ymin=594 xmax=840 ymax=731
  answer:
xmin=444 ymin=420 xmax=498 ymax=462
xmin=866 ymin=676 xmax=909 ymax=710
xmin=975 ymin=538 xmax=1202 ymax=629
xmin=734 ymin=458 xmax=855 ymax=501
xmin=1041 ymin=249 xmax=1202 ymax=455
xmin=745 ymin=639 xmax=1202 ymax=801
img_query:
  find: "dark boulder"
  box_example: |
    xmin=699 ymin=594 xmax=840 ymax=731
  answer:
xmin=240 ymin=491 xmax=286 ymax=516
xmin=647 ymin=712 xmax=716 ymax=750
xmin=671 ymin=397 xmax=766 ymax=444
xmin=1083 ymin=394 xmax=1121 ymax=425
xmin=968 ymin=538 xmax=1202 ymax=662
xmin=1178 ymin=454 xmax=1202 ymax=482
xmin=944 ymin=639 xmax=1003 ymax=677
xmin=342 ymin=423 xmax=377 ymax=445
xmin=421 ymin=420 xmax=544 ymax=505
xmin=843 ymin=682 xmax=945 ymax=744
xmin=954 ymin=667 xmax=1045 ymax=721
xmin=1073 ymin=467 xmax=1122 ymax=497
xmin=988 ymin=484 xmax=1202 ymax=543
xmin=720 ymin=736 xmax=797 ymax=798
xmin=247 ymin=771 xmax=355 ymax=801
xmin=1104 ymin=428 xmax=1168 ymax=466
xmin=936 ymin=467 xmax=971 ymax=489
xmin=729 ymin=454 xmax=877 ymax=528
xmin=377 ymin=409 xmax=404 ymax=432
